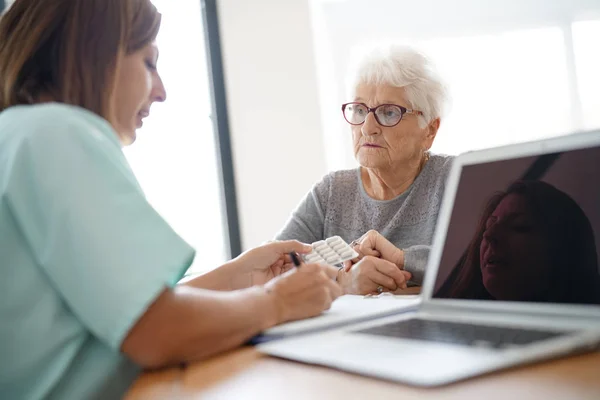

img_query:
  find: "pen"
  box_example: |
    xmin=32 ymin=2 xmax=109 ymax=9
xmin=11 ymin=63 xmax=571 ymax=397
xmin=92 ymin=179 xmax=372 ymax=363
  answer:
xmin=289 ymin=251 xmax=302 ymax=267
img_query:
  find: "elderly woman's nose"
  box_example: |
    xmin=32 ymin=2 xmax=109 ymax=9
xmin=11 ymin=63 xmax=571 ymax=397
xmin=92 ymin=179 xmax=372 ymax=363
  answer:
xmin=361 ymin=112 xmax=381 ymax=136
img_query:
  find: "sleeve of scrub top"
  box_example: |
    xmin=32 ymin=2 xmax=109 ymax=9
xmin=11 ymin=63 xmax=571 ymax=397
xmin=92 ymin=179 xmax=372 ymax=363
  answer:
xmin=4 ymin=117 xmax=196 ymax=351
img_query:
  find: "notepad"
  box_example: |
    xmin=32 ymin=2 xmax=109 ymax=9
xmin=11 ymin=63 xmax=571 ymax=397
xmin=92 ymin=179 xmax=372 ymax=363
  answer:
xmin=250 ymin=294 xmax=420 ymax=344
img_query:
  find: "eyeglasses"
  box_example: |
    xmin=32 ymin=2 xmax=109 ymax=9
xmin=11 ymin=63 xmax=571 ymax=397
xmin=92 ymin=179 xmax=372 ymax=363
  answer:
xmin=341 ymin=102 xmax=423 ymax=127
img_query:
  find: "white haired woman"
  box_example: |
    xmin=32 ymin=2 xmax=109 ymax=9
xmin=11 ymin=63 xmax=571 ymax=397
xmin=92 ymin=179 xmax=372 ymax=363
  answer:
xmin=276 ymin=45 xmax=453 ymax=295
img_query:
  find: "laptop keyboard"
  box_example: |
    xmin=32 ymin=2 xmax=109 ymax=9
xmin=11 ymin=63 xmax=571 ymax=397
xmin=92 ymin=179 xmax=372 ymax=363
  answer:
xmin=354 ymin=318 xmax=568 ymax=349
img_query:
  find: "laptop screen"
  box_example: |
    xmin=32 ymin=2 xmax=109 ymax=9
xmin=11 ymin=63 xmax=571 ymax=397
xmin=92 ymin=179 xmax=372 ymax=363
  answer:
xmin=433 ymin=146 xmax=600 ymax=305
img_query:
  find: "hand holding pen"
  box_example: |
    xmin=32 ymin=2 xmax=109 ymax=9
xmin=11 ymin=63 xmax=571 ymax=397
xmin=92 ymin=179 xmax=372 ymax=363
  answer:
xmin=264 ymin=252 xmax=343 ymax=323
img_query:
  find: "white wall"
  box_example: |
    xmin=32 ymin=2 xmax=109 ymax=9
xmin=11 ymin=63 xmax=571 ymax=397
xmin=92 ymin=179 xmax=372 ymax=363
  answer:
xmin=217 ymin=0 xmax=327 ymax=250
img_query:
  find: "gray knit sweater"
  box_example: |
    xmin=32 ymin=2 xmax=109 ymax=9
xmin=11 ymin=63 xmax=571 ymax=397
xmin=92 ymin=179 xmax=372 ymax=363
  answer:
xmin=275 ymin=154 xmax=454 ymax=284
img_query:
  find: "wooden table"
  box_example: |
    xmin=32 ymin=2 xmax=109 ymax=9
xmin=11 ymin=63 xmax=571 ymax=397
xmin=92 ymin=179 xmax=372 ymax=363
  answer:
xmin=126 ymin=345 xmax=600 ymax=399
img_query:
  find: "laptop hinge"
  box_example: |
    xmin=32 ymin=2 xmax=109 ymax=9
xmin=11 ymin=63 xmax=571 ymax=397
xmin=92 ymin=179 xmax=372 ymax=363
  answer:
xmin=418 ymin=300 xmax=600 ymax=325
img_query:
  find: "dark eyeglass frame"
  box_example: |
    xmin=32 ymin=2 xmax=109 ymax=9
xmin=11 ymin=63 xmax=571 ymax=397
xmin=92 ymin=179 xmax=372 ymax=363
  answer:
xmin=341 ymin=102 xmax=423 ymax=127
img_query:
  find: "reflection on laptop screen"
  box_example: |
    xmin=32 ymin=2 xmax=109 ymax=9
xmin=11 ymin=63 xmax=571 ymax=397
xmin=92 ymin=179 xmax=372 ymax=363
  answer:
xmin=433 ymin=147 xmax=600 ymax=305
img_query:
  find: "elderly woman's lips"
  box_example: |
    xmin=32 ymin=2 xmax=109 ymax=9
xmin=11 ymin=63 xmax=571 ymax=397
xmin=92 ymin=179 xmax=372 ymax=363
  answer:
xmin=362 ymin=143 xmax=382 ymax=148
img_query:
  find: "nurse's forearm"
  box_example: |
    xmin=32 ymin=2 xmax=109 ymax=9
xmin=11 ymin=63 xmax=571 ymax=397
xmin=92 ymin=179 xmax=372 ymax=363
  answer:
xmin=179 ymin=261 xmax=239 ymax=291
xmin=121 ymin=285 xmax=278 ymax=368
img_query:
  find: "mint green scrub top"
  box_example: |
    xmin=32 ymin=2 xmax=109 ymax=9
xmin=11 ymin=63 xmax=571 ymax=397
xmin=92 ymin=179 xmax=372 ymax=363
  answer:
xmin=0 ymin=103 xmax=195 ymax=399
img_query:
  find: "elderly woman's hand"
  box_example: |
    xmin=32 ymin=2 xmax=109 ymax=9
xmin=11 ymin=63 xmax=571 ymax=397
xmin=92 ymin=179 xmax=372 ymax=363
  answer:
xmin=337 ymin=255 xmax=411 ymax=295
xmin=343 ymin=230 xmax=405 ymax=272
xmin=229 ymin=240 xmax=312 ymax=288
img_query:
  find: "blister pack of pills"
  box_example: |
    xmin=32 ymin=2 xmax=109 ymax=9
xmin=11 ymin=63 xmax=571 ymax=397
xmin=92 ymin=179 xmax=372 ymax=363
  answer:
xmin=302 ymin=236 xmax=359 ymax=266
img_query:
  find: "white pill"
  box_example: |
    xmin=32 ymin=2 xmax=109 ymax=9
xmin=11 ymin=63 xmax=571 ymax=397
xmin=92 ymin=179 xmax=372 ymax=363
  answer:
xmin=332 ymin=243 xmax=346 ymax=251
xmin=321 ymin=251 xmax=335 ymax=259
xmin=340 ymin=250 xmax=354 ymax=259
xmin=326 ymin=255 xmax=340 ymax=264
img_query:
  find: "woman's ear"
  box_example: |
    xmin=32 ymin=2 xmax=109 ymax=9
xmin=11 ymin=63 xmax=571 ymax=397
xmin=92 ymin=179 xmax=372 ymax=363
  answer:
xmin=427 ymin=117 xmax=441 ymax=139
xmin=423 ymin=117 xmax=441 ymax=149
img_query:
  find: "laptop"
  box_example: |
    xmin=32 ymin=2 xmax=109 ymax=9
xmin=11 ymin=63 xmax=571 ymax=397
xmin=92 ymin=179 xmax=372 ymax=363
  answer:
xmin=258 ymin=131 xmax=600 ymax=386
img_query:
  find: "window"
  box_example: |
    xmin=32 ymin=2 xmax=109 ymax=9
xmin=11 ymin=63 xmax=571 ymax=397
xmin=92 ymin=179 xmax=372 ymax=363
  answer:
xmin=572 ymin=19 xmax=600 ymax=131
xmin=124 ymin=0 xmax=228 ymax=273
xmin=419 ymin=26 xmax=573 ymax=155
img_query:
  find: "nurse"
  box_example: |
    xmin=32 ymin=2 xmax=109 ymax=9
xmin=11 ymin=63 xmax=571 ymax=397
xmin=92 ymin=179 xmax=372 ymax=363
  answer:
xmin=0 ymin=1 xmax=342 ymax=399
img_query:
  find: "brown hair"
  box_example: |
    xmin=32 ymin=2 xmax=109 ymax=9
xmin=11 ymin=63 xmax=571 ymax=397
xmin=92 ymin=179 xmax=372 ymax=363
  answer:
xmin=0 ymin=0 xmax=161 ymax=120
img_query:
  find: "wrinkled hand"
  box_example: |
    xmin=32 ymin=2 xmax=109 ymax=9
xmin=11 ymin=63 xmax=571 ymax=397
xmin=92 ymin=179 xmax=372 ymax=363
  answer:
xmin=265 ymin=263 xmax=343 ymax=323
xmin=338 ymin=255 xmax=411 ymax=295
xmin=231 ymin=240 xmax=312 ymax=287
xmin=343 ymin=230 xmax=405 ymax=272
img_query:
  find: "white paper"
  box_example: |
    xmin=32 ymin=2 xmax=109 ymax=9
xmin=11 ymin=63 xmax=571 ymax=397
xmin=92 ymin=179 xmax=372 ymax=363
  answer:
xmin=263 ymin=294 xmax=420 ymax=337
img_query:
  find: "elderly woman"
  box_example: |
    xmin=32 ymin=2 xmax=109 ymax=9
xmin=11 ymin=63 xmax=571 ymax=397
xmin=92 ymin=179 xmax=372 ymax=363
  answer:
xmin=277 ymin=45 xmax=452 ymax=295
